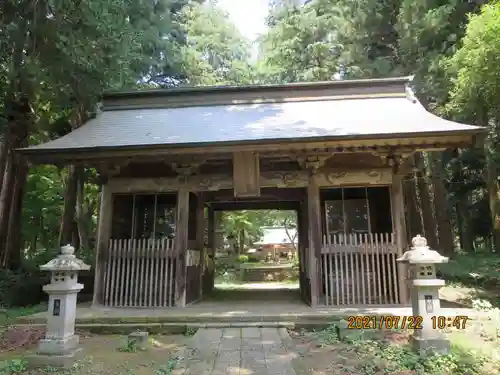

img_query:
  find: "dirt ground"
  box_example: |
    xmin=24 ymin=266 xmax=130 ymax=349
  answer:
xmin=0 ymin=333 xmax=187 ymax=375
xmin=290 ymin=328 xmax=412 ymax=375
xmin=288 ymin=321 xmax=500 ymax=375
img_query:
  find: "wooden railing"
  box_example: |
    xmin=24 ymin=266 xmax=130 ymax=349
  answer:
xmin=320 ymin=233 xmax=399 ymax=306
xmin=103 ymin=238 xmax=176 ymax=307
xmin=186 ymin=249 xmax=202 ymax=304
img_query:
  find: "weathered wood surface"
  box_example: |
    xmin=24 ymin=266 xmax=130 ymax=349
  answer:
xmin=391 ymin=174 xmax=409 ymax=304
xmin=195 ymin=194 xmax=205 ymax=299
xmin=320 ymin=233 xmax=399 ymax=306
xmin=233 ymin=151 xmax=260 ymax=197
xmin=103 ymin=239 xmax=176 ymax=307
xmin=93 ymin=185 xmax=112 ymax=305
xmin=29 ymin=132 xmax=475 ymax=165
xmin=174 ymin=188 xmax=189 ymax=307
xmin=107 ymin=168 xmax=393 ymax=193
xmin=307 ymin=173 xmax=322 ymax=307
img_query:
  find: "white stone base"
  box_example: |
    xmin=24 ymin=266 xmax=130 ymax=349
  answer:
xmin=27 ymin=348 xmax=82 ymax=369
xmin=28 ymin=335 xmax=81 ymax=368
xmin=37 ymin=335 xmax=79 ymax=356
xmin=410 ymin=335 xmax=450 ymax=355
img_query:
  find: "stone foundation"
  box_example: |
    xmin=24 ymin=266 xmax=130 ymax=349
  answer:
xmin=239 ymin=264 xmax=298 ymax=282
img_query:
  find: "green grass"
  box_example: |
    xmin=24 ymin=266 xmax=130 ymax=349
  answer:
xmin=439 ymin=252 xmax=500 ymax=288
xmin=0 ymin=304 xmax=46 ymax=327
xmin=302 ymin=323 xmax=500 ymax=375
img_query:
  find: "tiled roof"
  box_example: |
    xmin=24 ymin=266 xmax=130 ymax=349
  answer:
xmin=254 ymin=227 xmax=298 ymax=246
xmin=23 ymin=95 xmax=481 ymax=152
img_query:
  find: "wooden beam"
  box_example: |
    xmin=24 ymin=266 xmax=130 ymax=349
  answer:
xmin=92 ymin=184 xmax=113 ymax=306
xmin=209 ymin=187 xmax=305 ymax=203
xmin=174 ymin=188 xmax=190 ymax=307
xmin=233 ymin=151 xmax=260 ymax=197
xmin=26 ymin=135 xmax=476 ymax=165
xmin=210 ymin=201 xmax=300 ymax=211
xmin=107 ymin=168 xmax=393 ymax=193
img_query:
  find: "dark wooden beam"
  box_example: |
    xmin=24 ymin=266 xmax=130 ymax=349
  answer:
xmin=210 ymin=201 xmax=300 ymax=211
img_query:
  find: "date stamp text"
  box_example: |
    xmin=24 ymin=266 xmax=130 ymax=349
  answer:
xmin=347 ymin=315 xmax=470 ymax=330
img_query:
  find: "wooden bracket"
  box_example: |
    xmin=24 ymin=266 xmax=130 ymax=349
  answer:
xmin=96 ymin=159 xmax=132 ymax=179
xmin=296 ymin=154 xmax=330 ymax=172
xmin=372 ymin=149 xmax=415 ymax=174
xmin=171 ymin=162 xmax=202 ymax=176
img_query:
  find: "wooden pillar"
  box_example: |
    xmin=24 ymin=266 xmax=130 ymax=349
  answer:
xmin=206 ymin=206 xmax=215 ymax=294
xmin=175 ymin=188 xmax=190 ymax=307
xmin=297 ymin=202 xmax=309 ymax=302
xmin=307 ymin=173 xmax=321 ymax=307
xmin=391 ymin=174 xmax=410 ymax=304
xmin=196 ymin=194 xmax=205 ymax=298
xmin=92 ymin=184 xmax=112 ymax=306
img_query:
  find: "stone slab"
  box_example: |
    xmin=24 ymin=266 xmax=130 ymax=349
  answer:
xmin=180 ymin=327 xmax=297 ymax=375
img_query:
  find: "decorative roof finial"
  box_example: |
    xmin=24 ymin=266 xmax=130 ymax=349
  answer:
xmin=411 ymin=235 xmax=428 ymax=249
xmin=61 ymin=244 xmax=75 ymax=256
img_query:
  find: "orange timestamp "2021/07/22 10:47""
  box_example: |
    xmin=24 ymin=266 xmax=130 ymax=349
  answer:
xmin=346 ymin=315 xmax=470 ymax=330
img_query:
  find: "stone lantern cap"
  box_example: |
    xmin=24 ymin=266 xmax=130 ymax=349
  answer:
xmin=40 ymin=244 xmax=91 ymax=272
xmin=397 ymin=235 xmax=449 ymax=264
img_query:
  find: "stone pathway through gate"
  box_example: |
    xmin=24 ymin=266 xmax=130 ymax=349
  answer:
xmin=174 ymin=327 xmax=298 ymax=375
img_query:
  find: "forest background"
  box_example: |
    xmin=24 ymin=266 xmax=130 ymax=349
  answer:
xmin=1 ymin=0 xmax=499 ymax=306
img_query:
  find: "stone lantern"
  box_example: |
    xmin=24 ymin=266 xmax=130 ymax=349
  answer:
xmin=31 ymin=245 xmax=90 ymax=368
xmin=397 ymin=235 xmax=450 ymax=355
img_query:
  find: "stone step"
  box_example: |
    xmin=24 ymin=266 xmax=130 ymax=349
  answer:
xmin=16 ymin=313 xmax=349 ymax=325
xmin=14 ymin=321 xmax=306 ymax=335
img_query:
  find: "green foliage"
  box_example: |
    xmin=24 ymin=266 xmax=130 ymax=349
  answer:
xmin=118 ymin=340 xmax=139 ymax=353
xmin=184 ymin=327 xmax=197 ymax=336
xmin=237 ymin=255 xmax=249 ymax=263
xmin=221 ymin=210 xmax=296 ymax=250
xmin=0 ymin=268 xmax=48 ymax=307
xmin=214 ymin=257 xmax=233 ymax=277
xmin=177 ymin=2 xmax=257 ymax=85
xmin=446 ymin=2 xmax=500 ymax=120
xmin=246 ymin=255 xmax=260 ymax=263
xmin=312 ymin=323 xmax=493 ymax=374
xmin=258 ymin=1 xmax=339 ymax=83
xmin=155 ymin=358 xmax=179 ymax=375
xmin=438 ymin=253 xmax=500 ymax=290
xmin=0 ymin=359 xmax=26 ymax=375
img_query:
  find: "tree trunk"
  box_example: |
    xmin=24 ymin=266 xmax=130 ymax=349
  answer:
xmin=0 ymin=95 xmax=31 ymax=269
xmin=76 ymin=167 xmax=91 ymax=252
xmin=429 ymin=152 xmax=455 ymax=256
xmin=0 ymin=152 xmax=16 ymax=262
xmin=3 ymin=158 xmax=28 ymax=269
xmin=455 ymin=198 xmax=473 ymax=252
xmin=238 ymin=229 xmax=244 ymax=255
xmin=484 ymin=133 xmax=500 ymax=251
xmin=403 ymin=174 xmax=423 ymax=242
xmin=58 ymin=165 xmax=79 ymax=246
xmin=414 ymin=153 xmax=438 ymax=249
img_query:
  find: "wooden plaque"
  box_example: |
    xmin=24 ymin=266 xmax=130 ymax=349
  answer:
xmin=232 ymin=151 xmax=260 ymax=197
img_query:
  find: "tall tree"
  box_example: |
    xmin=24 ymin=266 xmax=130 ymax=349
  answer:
xmin=178 ymin=2 xmax=256 ymax=85
xmin=445 ymin=2 xmax=500 ymax=251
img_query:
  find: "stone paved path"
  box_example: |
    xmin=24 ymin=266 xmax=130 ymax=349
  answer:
xmin=174 ymin=327 xmax=298 ymax=375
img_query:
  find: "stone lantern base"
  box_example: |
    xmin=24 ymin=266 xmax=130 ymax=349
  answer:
xmin=28 ymin=335 xmax=82 ymax=368
xmin=410 ymin=336 xmax=451 ymax=356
